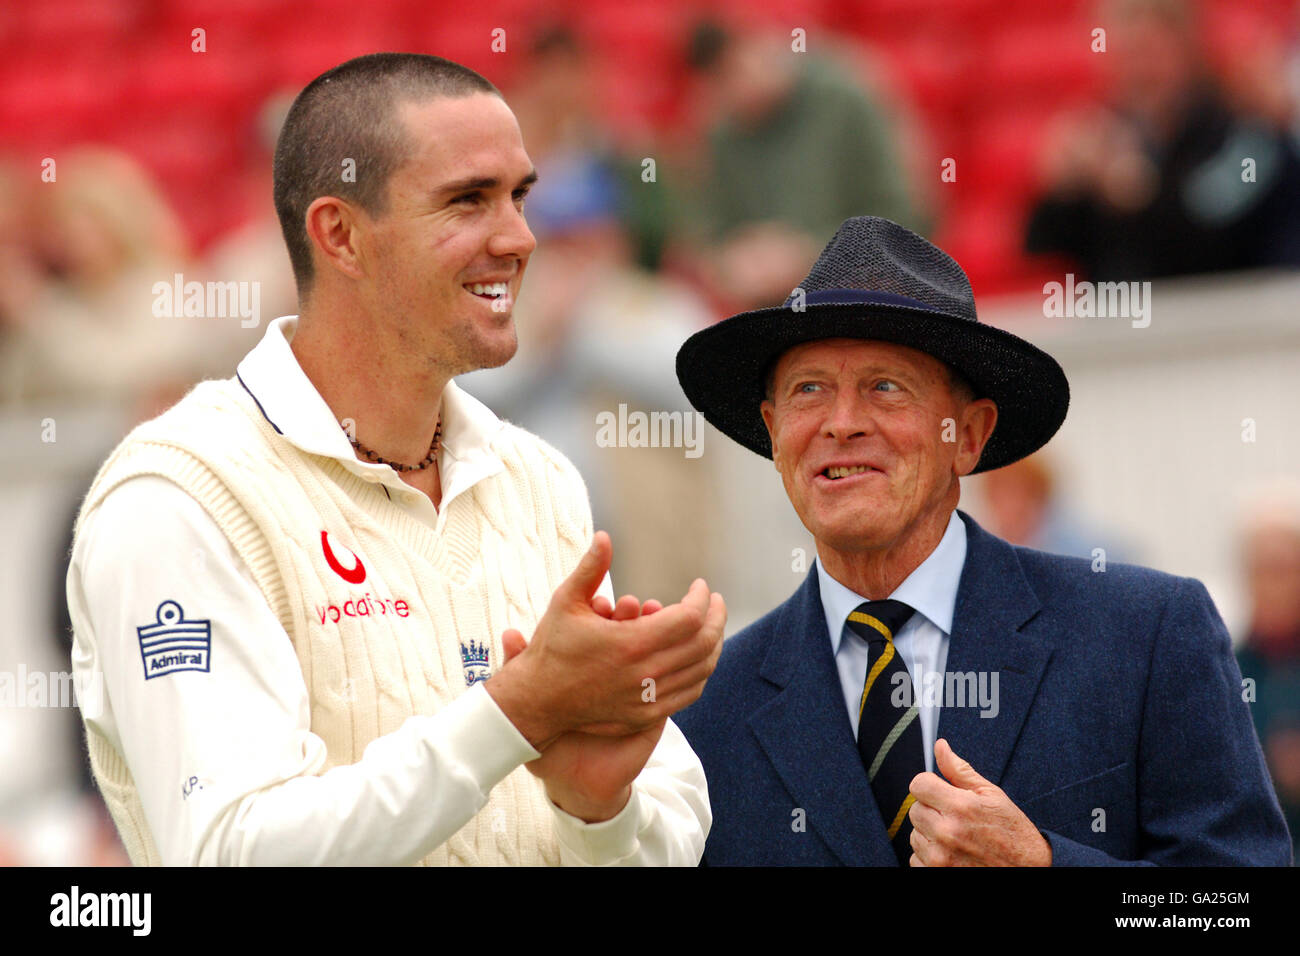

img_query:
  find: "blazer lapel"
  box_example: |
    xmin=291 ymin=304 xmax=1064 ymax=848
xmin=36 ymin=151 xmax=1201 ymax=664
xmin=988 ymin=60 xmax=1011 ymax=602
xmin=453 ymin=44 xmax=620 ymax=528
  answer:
xmin=748 ymin=567 xmax=899 ymax=866
xmin=937 ymin=511 xmax=1052 ymax=787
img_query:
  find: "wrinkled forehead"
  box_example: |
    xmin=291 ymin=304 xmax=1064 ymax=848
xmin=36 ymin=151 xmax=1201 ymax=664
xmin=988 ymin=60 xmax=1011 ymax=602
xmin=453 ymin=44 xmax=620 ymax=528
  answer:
xmin=766 ymin=337 xmax=949 ymax=389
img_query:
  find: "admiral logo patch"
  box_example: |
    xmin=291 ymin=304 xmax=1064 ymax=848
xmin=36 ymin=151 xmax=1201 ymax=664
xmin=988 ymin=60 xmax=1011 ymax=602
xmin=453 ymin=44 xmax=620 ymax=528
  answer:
xmin=138 ymin=600 xmax=211 ymax=680
xmin=460 ymin=639 xmax=490 ymax=686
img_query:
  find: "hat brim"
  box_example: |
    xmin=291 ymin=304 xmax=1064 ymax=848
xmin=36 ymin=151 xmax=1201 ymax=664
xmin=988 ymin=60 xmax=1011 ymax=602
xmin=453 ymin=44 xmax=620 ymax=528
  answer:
xmin=675 ymin=302 xmax=1069 ymax=474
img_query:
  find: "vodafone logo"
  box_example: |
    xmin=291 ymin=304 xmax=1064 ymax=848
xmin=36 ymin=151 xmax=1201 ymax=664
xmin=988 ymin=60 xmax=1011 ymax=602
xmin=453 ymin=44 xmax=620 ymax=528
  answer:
xmin=315 ymin=531 xmax=413 ymax=630
xmin=321 ymin=531 xmax=366 ymax=584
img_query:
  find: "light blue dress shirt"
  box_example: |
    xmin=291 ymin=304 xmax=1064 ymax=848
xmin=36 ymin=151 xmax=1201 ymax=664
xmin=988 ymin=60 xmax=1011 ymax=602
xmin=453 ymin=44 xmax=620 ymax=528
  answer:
xmin=817 ymin=510 xmax=968 ymax=774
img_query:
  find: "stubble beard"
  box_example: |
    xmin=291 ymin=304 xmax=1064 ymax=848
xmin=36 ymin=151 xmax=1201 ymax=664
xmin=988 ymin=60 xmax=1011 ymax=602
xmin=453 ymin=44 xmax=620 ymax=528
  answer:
xmin=444 ymin=311 xmax=519 ymax=377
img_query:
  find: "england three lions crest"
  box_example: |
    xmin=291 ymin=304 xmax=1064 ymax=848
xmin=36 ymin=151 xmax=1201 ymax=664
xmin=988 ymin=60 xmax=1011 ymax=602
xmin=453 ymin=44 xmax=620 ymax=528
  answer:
xmin=461 ymin=639 xmax=490 ymax=686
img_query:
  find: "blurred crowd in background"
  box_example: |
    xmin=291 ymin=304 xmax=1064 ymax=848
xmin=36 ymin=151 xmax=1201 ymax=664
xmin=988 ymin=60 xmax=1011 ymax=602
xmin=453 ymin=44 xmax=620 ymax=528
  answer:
xmin=2 ymin=0 xmax=1299 ymax=864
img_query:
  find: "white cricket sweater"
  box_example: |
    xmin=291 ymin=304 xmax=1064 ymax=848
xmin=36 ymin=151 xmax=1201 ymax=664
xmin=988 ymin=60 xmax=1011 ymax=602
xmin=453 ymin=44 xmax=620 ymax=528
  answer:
xmin=66 ymin=317 xmax=709 ymax=866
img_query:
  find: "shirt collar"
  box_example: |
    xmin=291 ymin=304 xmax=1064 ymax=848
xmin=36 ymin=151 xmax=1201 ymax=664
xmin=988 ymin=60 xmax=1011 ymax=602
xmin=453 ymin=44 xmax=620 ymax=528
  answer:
xmin=235 ymin=315 xmax=506 ymax=499
xmin=818 ymin=509 xmax=968 ymax=654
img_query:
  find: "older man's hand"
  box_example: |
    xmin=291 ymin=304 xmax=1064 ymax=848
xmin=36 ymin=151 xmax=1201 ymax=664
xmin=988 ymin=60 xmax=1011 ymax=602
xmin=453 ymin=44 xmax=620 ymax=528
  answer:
xmin=907 ymin=738 xmax=1052 ymax=867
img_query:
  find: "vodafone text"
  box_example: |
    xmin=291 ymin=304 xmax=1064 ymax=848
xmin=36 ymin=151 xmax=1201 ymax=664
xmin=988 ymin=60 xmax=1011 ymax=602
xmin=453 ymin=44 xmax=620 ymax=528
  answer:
xmin=317 ymin=591 xmax=410 ymax=626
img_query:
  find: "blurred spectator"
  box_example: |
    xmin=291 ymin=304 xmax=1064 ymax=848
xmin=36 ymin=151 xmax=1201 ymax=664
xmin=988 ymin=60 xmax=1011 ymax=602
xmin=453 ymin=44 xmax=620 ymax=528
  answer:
xmin=974 ymin=452 xmax=1136 ymax=562
xmin=0 ymin=147 xmax=222 ymax=405
xmin=0 ymin=159 xmax=48 ymax=338
xmin=1025 ymin=0 xmax=1300 ymax=280
xmin=201 ymin=92 xmax=298 ymax=367
xmin=680 ymin=19 xmax=927 ymax=310
xmin=509 ymin=25 xmax=604 ymax=172
xmin=506 ymin=23 xmax=678 ymax=272
xmin=1210 ymin=7 xmax=1298 ymax=134
xmin=1234 ymin=478 xmax=1300 ymax=863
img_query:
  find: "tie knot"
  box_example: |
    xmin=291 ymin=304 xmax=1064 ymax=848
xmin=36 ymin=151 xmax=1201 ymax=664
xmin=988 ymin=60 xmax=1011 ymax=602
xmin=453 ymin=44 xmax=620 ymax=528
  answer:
xmin=847 ymin=599 xmax=915 ymax=644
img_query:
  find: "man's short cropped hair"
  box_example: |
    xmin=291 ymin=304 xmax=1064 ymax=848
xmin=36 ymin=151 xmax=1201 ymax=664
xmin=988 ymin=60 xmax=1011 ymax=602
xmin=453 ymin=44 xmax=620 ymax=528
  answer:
xmin=273 ymin=52 xmax=500 ymax=298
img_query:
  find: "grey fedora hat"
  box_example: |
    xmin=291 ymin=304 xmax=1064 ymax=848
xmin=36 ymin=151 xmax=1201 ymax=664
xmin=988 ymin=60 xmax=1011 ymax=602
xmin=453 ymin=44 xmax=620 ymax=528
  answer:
xmin=675 ymin=216 xmax=1069 ymax=473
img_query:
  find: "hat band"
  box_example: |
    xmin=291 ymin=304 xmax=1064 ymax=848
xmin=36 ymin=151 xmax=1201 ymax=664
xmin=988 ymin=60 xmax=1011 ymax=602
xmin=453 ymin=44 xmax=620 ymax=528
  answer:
xmin=785 ymin=288 xmax=947 ymax=312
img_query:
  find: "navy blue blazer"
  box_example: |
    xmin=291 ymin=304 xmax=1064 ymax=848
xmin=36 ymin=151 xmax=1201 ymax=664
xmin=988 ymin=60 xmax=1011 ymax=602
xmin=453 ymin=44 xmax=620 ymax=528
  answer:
xmin=676 ymin=510 xmax=1292 ymax=865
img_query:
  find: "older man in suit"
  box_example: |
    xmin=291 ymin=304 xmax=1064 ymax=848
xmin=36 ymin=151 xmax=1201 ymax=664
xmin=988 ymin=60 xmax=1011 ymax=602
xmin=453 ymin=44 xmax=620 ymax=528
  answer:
xmin=674 ymin=216 xmax=1291 ymax=866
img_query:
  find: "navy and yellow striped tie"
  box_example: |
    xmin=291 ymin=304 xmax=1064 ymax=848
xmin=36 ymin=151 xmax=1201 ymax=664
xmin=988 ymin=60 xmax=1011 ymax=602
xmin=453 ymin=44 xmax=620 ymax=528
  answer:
xmin=849 ymin=599 xmax=922 ymax=866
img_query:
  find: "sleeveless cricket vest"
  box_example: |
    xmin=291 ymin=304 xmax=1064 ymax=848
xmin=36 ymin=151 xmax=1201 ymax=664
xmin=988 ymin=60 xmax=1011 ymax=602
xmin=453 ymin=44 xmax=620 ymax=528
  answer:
xmin=75 ymin=377 xmax=594 ymax=865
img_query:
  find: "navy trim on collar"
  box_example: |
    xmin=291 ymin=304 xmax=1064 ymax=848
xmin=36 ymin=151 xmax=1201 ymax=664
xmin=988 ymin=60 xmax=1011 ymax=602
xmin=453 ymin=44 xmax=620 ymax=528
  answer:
xmin=237 ymin=372 xmax=283 ymax=435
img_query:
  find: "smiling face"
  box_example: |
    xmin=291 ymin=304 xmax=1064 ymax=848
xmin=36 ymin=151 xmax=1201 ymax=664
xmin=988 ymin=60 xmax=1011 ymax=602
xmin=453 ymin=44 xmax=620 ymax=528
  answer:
xmin=356 ymin=92 xmax=538 ymax=376
xmin=760 ymin=338 xmax=997 ymax=559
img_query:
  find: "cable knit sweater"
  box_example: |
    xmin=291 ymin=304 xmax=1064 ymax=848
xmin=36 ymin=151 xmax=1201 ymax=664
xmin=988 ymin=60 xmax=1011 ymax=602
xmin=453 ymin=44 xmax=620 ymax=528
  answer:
xmin=75 ymin=375 xmax=597 ymax=865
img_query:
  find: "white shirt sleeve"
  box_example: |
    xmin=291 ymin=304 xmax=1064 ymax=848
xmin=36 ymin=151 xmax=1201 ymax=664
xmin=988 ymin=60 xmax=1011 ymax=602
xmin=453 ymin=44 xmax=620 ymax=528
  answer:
xmin=69 ymin=475 xmax=707 ymax=865
xmin=69 ymin=475 xmax=540 ymax=866
xmin=548 ymin=718 xmax=711 ymax=866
